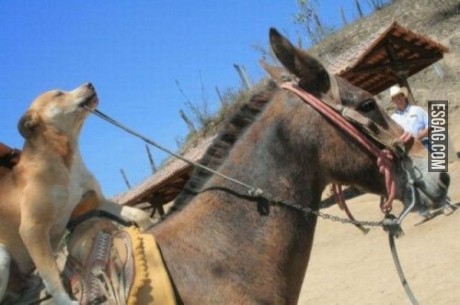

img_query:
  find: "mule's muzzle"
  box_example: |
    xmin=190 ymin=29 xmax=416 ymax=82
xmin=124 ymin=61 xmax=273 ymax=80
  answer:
xmin=417 ymin=171 xmax=450 ymax=210
xmin=439 ymin=172 xmax=450 ymax=188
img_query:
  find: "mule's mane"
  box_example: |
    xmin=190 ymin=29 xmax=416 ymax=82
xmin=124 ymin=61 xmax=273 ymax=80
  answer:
xmin=169 ymin=80 xmax=278 ymax=212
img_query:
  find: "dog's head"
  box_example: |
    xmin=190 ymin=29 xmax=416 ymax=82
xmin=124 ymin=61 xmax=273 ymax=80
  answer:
xmin=18 ymin=83 xmax=98 ymax=140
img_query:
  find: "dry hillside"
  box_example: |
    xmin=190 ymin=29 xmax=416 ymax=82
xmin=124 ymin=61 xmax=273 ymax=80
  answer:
xmin=308 ymin=0 xmax=460 ymax=111
xmin=296 ymin=0 xmax=460 ymax=304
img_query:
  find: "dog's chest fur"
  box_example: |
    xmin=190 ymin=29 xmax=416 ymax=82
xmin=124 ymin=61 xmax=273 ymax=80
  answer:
xmin=50 ymin=152 xmax=99 ymax=241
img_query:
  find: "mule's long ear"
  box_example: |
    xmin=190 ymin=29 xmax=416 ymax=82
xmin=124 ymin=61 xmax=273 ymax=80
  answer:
xmin=269 ymin=28 xmax=330 ymax=93
xmin=18 ymin=111 xmax=39 ymax=139
xmin=259 ymin=59 xmax=293 ymax=84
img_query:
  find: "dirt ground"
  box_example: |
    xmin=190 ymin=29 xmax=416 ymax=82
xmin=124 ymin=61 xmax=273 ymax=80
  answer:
xmin=298 ymin=114 xmax=460 ymax=304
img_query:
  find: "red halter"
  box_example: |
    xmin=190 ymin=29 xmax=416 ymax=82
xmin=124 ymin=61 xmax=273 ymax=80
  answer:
xmin=281 ymin=82 xmax=412 ymax=214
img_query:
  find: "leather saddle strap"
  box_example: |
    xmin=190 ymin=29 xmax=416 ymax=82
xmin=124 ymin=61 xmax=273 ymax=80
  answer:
xmin=67 ymin=210 xmax=135 ymax=232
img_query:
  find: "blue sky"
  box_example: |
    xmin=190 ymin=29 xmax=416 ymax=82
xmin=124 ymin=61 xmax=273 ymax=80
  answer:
xmin=0 ymin=1 xmax=374 ymax=197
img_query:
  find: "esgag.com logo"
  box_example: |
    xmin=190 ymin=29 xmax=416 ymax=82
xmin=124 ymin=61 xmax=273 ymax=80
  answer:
xmin=428 ymin=100 xmax=448 ymax=172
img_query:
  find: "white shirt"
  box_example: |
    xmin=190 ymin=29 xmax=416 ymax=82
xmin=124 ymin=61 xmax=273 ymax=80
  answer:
xmin=391 ymin=104 xmax=428 ymax=139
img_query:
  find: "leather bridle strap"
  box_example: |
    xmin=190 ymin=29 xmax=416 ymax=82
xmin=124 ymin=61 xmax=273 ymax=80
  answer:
xmin=316 ymin=76 xmax=406 ymax=158
xmin=281 ymin=82 xmax=398 ymax=213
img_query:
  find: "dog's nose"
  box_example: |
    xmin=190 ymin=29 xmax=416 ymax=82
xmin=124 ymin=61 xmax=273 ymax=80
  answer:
xmin=440 ymin=172 xmax=450 ymax=187
xmin=85 ymin=82 xmax=94 ymax=90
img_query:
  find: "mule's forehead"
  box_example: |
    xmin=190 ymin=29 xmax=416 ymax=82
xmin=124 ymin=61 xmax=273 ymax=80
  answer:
xmin=335 ymin=77 xmax=372 ymax=105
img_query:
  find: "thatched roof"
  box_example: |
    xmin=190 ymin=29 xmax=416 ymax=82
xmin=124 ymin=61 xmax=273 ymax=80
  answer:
xmin=330 ymin=22 xmax=448 ymax=94
xmin=113 ymin=136 xmax=215 ymax=206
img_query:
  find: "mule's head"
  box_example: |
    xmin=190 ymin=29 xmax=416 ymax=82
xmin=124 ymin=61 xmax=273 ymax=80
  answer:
xmin=269 ymin=28 xmax=449 ymax=213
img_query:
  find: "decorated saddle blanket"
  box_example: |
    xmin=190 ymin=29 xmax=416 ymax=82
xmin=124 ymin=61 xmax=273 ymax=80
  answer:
xmin=62 ymin=218 xmax=176 ymax=305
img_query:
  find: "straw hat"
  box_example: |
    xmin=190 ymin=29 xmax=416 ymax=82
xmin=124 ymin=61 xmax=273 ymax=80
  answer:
xmin=390 ymin=85 xmax=408 ymax=98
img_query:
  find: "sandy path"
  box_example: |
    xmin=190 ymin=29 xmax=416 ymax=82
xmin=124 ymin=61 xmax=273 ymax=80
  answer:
xmin=298 ymin=128 xmax=460 ymax=304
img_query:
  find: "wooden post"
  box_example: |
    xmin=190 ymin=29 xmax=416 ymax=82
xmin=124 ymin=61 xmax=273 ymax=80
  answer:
xmin=384 ymin=40 xmax=416 ymax=104
xmin=145 ymin=144 xmax=157 ymax=174
xmin=179 ymin=109 xmax=196 ymax=133
xmin=215 ymin=86 xmax=225 ymax=106
xmin=120 ymin=169 xmax=131 ymax=189
xmin=233 ymin=64 xmax=252 ymax=90
xmin=340 ymin=6 xmax=348 ymax=26
xmin=397 ymin=76 xmax=416 ymax=104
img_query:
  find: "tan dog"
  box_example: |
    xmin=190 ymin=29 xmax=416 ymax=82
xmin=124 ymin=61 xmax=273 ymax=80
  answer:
xmin=0 ymin=83 xmax=153 ymax=304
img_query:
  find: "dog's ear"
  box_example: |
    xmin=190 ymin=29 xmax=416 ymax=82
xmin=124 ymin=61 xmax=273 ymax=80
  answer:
xmin=18 ymin=111 xmax=39 ymax=138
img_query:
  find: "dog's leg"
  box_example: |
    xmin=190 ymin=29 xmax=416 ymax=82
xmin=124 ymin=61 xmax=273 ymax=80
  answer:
xmin=100 ymin=199 xmax=154 ymax=230
xmin=0 ymin=244 xmax=10 ymax=302
xmin=19 ymin=223 xmax=79 ymax=305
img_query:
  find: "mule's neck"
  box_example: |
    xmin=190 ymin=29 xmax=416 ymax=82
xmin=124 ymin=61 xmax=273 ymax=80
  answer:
xmin=154 ymin=106 xmax=323 ymax=304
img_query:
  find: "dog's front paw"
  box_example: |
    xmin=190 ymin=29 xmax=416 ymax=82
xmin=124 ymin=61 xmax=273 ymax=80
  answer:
xmin=121 ymin=206 xmax=155 ymax=230
xmin=134 ymin=213 xmax=156 ymax=231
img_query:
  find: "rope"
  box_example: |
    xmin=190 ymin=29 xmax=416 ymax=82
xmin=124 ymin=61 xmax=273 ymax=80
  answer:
xmin=84 ymin=107 xmax=263 ymax=195
xmin=389 ymin=233 xmax=420 ymax=305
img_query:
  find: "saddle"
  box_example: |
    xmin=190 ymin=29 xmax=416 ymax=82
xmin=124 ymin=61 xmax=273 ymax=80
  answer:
xmin=62 ymin=218 xmax=176 ymax=305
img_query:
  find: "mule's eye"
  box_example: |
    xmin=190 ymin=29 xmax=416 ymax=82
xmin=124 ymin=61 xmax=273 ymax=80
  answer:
xmin=358 ymin=99 xmax=376 ymax=112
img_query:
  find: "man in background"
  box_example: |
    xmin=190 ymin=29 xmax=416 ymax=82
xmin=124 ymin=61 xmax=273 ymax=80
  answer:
xmin=389 ymin=85 xmax=455 ymax=217
xmin=390 ymin=85 xmax=429 ymax=149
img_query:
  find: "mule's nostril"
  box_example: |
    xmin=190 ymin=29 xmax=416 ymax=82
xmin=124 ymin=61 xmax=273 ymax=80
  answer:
xmin=440 ymin=172 xmax=450 ymax=187
xmin=86 ymin=82 xmax=94 ymax=90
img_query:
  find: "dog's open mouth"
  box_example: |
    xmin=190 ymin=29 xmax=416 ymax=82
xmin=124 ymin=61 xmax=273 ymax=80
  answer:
xmin=79 ymin=94 xmax=98 ymax=109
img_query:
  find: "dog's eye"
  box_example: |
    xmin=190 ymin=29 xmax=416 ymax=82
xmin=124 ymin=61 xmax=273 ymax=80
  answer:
xmin=358 ymin=99 xmax=376 ymax=113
